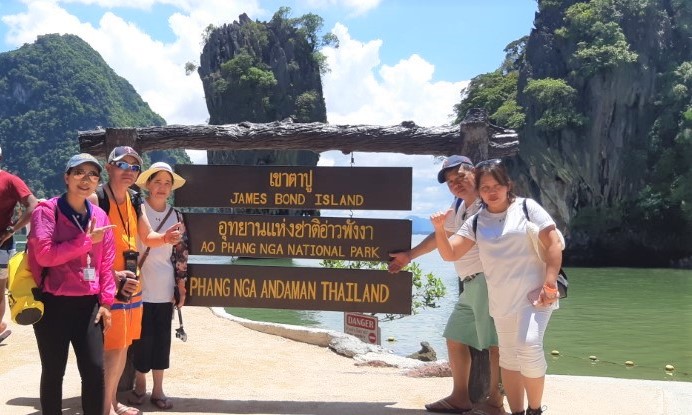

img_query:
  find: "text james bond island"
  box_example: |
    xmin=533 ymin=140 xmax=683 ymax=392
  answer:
xmin=175 ymin=165 xmax=412 ymax=210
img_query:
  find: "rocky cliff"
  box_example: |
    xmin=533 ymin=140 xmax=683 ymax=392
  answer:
xmin=0 ymin=34 xmax=183 ymax=198
xmin=511 ymin=0 xmax=691 ymax=266
xmin=198 ymin=11 xmax=327 ymax=168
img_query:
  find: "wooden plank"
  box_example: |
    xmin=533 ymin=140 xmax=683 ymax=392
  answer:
xmin=174 ymin=165 xmax=412 ymax=210
xmin=185 ymin=213 xmax=411 ymax=261
xmin=77 ymin=117 xmax=519 ymax=159
xmin=185 ymin=263 xmax=413 ymax=314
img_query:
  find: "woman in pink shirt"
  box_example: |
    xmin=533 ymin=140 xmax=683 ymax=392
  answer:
xmin=28 ymin=153 xmax=116 ymax=415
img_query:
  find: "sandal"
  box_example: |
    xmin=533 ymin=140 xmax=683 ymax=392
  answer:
xmin=115 ymin=404 xmax=140 ymax=415
xmin=469 ymin=399 xmax=506 ymax=415
xmin=150 ymin=396 xmax=173 ymax=410
xmin=469 ymin=403 xmax=508 ymax=415
xmin=425 ymin=397 xmax=472 ymax=414
xmin=128 ymin=389 xmax=146 ymax=405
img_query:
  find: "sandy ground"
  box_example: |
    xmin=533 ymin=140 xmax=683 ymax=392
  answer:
xmin=0 ymin=306 xmax=690 ymax=415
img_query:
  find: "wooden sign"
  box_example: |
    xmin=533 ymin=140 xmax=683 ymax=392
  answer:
xmin=185 ymin=213 xmax=411 ymax=261
xmin=185 ymin=263 xmax=413 ymax=314
xmin=174 ymin=165 xmax=412 ymax=210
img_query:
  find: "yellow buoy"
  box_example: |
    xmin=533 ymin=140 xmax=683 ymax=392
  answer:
xmin=589 ymin=355 xmax=598 ymax=361
xmin=665 ymin=364 xmax=675 ymax=371
xmin=387 ymin=336 xmax=396 ymax=342
xmin=625 ymin=360 xmax=634 ymax=367
xmin=550 ymin=350 xmax=560 ymax=356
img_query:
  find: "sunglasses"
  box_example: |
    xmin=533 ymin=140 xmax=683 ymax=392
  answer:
xmin=71 ymin=169 xmax=101 ymax=183
xmin=475 ymin=159 xmax=502 ymax=169
xmin=111 ymin=161 xmax=141 ymax=172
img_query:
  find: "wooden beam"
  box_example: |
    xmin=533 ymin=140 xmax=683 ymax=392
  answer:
xmin=78 ymin=118 xmax=518 ymax=159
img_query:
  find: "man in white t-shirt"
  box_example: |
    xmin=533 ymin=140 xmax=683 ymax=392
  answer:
xmin=389 ymin=155 xmax=503 ymax=414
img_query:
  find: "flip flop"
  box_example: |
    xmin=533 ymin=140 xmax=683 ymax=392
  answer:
xmin=0 ymin=330 xmax=12 ymax=344
xmin=425 ymin=398 xmax=472 ymax=414
xmin=150 ymin=396 xmax=173 ymax=410
xmin=469 ymin=402 xmax=508 ymax=415
xmin=115 ymin=405 xmax=140 ymax=415
xmin=127 ymin=389 xmax=146 ymax=405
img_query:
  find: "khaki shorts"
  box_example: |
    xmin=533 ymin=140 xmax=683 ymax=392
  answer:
xmin=104 ymin=291 xmax=143 ymax=350
xmin=0 ymin=248 xmax=17 ymax=280
xmin=443 ymin=273 xmax=498 ymax=350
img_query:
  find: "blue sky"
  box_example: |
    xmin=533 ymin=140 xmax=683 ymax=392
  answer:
xmin=0 ymin=0 xmax=537 ymax=218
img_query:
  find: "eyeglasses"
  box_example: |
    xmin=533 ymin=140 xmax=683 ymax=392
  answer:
xmin=111 ymin=161 xmax=141 ymax=172
xmin=71 ymin=169 xmax=101 ymax=183
xmin=475 ymin=159 xmax=502 ymax=169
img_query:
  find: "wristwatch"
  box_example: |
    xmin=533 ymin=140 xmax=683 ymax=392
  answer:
xmin=5 ymin=226 xmax=14 ymax=235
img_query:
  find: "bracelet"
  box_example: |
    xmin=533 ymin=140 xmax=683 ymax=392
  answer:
xmin=543 ymin=283 xmax=558 ymax=293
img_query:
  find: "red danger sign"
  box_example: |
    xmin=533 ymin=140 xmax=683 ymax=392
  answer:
xmin=344 ymin=312 xmax=379 ymax=345
xmin=347 ymin=314 xmax=376 ymax=330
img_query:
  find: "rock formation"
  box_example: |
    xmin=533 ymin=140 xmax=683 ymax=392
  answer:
xmin=198 ymin=12 xmax=325 ymax=170
xmin=511 ymin=1 xmax=691 ymax=266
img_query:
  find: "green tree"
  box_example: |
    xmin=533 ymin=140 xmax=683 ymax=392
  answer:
xmin=560 ymin=1 xmax=639 ymax=76
xmin=523 ymin=78 xmax=585 ymax=131
xmin=453 ymin=37 xmax=527 ymax=128
xmin=0 ymin=34 xmax=188 ymax=198
xmin=454 ymin=70 xmax=524 ymax=128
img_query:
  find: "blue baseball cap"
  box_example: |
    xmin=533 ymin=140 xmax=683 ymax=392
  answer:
xmin=65 ymin=153 xmax=102 ymax=173
xmin=437 ymin=155 xmax=474 ymax=183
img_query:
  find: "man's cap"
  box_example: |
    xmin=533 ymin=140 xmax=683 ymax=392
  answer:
xmin=65 ymin=153 xmax=102 ymax=173
xmin=108 ymin=146 xmax=143 ymax=165
xmin=437 ymin=155 xmax=474 ymax=183
xmin=135 ymin=162 xmax=186 ymax=190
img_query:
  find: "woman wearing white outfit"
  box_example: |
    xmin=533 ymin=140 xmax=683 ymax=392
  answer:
xmin=431 ymin=159 xmax=562 ymax=415
xmin=129 ymin=162 xmax=188 ymax=410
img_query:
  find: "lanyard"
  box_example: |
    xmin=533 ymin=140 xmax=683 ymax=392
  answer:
xmin=71 ymin=214 xmax=93 ymax=270
xmin=107 ymin=183 xmax=131 ymax=241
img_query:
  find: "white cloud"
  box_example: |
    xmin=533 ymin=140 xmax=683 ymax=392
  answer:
xmin=55 ymin=0 xmax=257 ymax=13
xmin=318 ymin=23 xmax=467 ymax=218
xmin=2 ymin=2 xmax=467 ymax=219
xmin=322 ymin=23 xmax=467 ymax=127
xmin=302 ymin=0 xmax=381 ymax=17
xmin=2 ymin=0 xmax=263 ymax=126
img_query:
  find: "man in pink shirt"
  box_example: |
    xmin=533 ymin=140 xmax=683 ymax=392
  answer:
xmin=0 ymin=146 xmax=38 ymax=342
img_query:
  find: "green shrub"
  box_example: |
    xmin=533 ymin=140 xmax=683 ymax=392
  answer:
xmin=523 ymin=78 xmax=585 ymax=131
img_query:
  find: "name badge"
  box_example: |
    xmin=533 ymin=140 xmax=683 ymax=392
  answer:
xmin=83 ymin=267 xmax=96 ymax=281
xmin=83 ymin=253 xmax=95 ymax=281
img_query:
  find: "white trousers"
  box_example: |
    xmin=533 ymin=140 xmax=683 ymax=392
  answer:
xmin=494 ymin=305 xmax=552 ymax=378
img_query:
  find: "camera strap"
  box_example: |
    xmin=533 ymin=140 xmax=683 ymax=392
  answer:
xmin=138 ymin=206 xmax=174 ymax=268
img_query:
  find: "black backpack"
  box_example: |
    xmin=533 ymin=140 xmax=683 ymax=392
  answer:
xmin=95 ymin=185 xmax=143 ymax=218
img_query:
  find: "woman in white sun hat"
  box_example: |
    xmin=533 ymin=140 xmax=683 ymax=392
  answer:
xmin=128 ymin=162 xmax=188 ymax=410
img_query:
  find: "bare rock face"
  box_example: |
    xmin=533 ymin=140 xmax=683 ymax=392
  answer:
xmin=406 ymin=341 xmax=437 ymax=362
xmin=511 ymin=2 xmax=689 ymax=266
xmin=198 ymin=12 xmax=324 ymax=169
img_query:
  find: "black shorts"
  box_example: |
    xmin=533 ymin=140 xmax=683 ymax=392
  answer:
xmin=132 ymin=302 xmax=173 ymax=372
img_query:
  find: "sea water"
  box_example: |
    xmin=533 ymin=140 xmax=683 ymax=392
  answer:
xmin=221 ymin=234 xmax=692 ymax=382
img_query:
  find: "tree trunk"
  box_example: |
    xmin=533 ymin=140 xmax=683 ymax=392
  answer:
xmin=79 ymin=118 xmax=518 ymax=159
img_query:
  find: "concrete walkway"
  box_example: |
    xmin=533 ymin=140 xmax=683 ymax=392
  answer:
xmin=0 ymin=306 xmax=690 ymax=415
